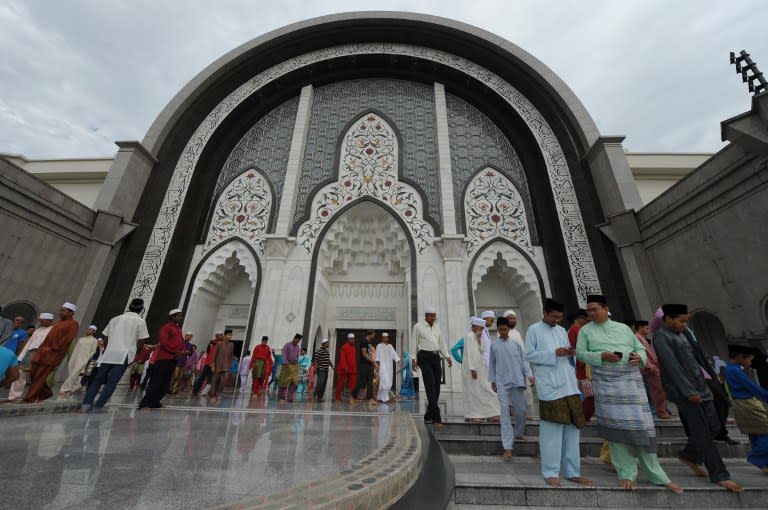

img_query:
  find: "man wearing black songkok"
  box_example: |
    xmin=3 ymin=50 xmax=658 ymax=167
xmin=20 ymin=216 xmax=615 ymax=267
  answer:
xmin=653 ymin=304 xmax=743 ymax=492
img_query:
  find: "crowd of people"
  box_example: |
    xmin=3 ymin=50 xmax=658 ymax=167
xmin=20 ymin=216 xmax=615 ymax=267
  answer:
xmin=0 ymin=300 xmax=417 ymax=411
xmin=408 ymin=297 xmax=767 ymax=494
xmin=2 ymin=294 xmax=767 ymax=495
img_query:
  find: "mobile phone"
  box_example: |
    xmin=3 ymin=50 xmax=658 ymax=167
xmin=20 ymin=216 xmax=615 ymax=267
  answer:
xmin=613 ymin=351 xmax=623 ymax=360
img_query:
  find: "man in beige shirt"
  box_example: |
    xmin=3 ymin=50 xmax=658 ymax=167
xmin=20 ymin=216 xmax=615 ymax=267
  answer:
xmin=412 ymin=306 xmax=452 ymax=427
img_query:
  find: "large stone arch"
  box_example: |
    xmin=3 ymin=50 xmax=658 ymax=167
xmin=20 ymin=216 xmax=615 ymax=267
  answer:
xmin=96 ymin=12 xmax=655 ymax=336
xmin=127 ymin=42 xmax=599 ymax=311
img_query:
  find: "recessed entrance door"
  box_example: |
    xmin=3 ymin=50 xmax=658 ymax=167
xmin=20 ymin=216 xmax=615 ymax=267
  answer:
xmin=333 ymin=329 xmax=397 ymax=393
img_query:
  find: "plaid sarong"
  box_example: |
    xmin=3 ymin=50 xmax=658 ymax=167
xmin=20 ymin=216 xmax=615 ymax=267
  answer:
xmin=278 ymin=363 xmax=299 ymax=388
xmin=592 ymin=365 xmax=657 ymax=452
xmin=251 ymin=359 xmax=266 ymax=379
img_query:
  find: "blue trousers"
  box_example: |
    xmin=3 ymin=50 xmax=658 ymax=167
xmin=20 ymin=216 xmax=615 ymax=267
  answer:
xmin=497 ymin=386 xmax=527 ymax=449
xmin=748 ymin=433 xmax=768 ymax=469
xmin=539 ymin=420 xmax=581 ymax=479
xmin=82 ymin=362 xmax=129 ymax=410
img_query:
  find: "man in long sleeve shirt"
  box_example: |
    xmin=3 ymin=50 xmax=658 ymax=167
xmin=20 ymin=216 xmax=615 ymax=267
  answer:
xmin=653 ymin=303 xmax=742 ymax=492
xmin=576 ymin=295 xmax=681 ymax=493
xmin=525 ymin=298 xmax=591 ymax=488
xmin=139 ymin=309 xmax=185 ymax=410
xmin=490 ymin=316 xmax=533 ymax=457
xmin=7 ymin=313 xmax=54 ymax=401
xmin=412 ymin=307 xmax=452 ymax=426
xmin=724 ymin=345 xmax=768 ymax=473
xmin=336 ymin=334 xmax=357 ymax=400
xmin=25 ymin=303 xmax=80 ymax=402
xmin=278 ymin=334 xmax=302 ymax=402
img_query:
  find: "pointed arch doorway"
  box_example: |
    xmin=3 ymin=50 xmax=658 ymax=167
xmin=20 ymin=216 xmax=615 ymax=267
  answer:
xmin=469 ymin=240 xmax=546 ymax=336
xmin=306 ymin=200 xmax=414 ymax=390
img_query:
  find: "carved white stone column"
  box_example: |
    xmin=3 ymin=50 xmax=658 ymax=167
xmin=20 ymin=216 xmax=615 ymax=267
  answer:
xmin=433 ymin=82 xmax=458 ymax=235
xmin=274 ymin=85 xmax=314 ymax=235
xmin=437 ymin=235 xmax=469 ymax=392
xmin=249 ymin=236 xmax=293 ymax=351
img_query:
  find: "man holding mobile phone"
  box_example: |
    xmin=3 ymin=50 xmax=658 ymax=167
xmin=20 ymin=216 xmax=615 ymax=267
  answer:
xmin=576 ymin=295 xmax=682 ymax=494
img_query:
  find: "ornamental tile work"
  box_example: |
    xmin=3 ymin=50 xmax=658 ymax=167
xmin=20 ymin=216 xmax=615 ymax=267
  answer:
xmin=465 ymin=168 xmax=533 ymax=256
xmin=297 ymin=113 xmax=433 ymax=254
xmin=215 ymin=97 xmax=298 ymax=204
xmin=131 ymin=42 xmax=599 ymax=309
xmin=203 ymin=170 xmax=272 ymax=255
xmin=296 ymin=79 xmax=440 ymax=231
xmin=446 ymin=93 xmax=536 ymax=241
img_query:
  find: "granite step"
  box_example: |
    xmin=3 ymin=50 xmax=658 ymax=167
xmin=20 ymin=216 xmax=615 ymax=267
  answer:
xmin=434 ymin=419 xmax=741 ymax=440
xmin=438 ymin=434 xmax=750 ymax=458
xmin=451 ymin=455 xmax=767 ymax=508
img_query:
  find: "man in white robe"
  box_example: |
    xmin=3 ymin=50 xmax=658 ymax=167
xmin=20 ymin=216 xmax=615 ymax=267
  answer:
xmin=7 ymin=313 xmax=54 ymax=401
xmin=375 ymin=333 xmax=400 ymax=402
xmin=480 ymin=310 xmax=495 ymax=367
xmin=60 ymin=325 xmax=99 ymax=395
xmin=463 ymin=317 xmax=501 ymax=422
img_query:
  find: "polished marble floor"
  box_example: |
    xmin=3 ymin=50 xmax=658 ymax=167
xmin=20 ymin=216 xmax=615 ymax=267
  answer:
xmin=0 ymin=388 xmax=423 ymax=510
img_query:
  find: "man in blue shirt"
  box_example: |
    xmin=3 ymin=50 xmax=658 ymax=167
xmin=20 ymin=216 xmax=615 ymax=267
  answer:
xmin=525 ymin=298 xmax=592 ymax=488
xmin=1 ymin=345 xmax=21 ymax=388
xmin=1 ymin=316 xmax=27 ymax=354
xmin=490 ymin=316 xmax=532 ymax=459
xmin=724 ymin=344 xmax=768 ymax=473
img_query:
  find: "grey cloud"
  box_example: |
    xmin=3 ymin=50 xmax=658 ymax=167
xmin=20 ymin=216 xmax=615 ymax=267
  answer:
xmin=0 ymin=0 xmax=766 ymax=157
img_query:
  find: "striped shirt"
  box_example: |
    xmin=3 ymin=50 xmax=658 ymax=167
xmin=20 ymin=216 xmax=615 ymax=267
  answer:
xmin=313 ymin=347 xmax=332 ymax=370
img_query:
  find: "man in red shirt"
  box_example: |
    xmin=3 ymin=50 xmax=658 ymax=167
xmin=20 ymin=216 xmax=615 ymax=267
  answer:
xmin=249 ymin=335 xmax=273 ymax=396
xmin=139 ymin=309 xmax=186 ymax=409
xmin=335 ymin=333 xmax=358 ymax=401
xmin=567 ymin=309 xmax=593 ymax=420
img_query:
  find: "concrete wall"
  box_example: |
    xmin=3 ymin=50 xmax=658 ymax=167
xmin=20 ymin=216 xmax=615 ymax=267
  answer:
xmin=0 ymin=156 xmax=97 ymax=325
xmin=637 ymin=143 xmax=768 ymax=347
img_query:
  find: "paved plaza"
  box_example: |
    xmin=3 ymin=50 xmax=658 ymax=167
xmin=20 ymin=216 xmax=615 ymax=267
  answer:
xmin=0 ymin=389 xmax=427 ymax=510
xmin=3 ymin=389 xmax=767 ymax=509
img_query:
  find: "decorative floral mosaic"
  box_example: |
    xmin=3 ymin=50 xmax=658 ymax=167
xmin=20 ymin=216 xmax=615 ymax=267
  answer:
xmin=465 ymin=168 xmax=533 ymax=256
xmin=297 ymin=113 xmax=432 ymax=253
xmin=297 ymin=79 xmax=440 ymax=230
xmin=203 ymin=169 xmax=272 ymax=255
xmin=446 ymin=93 xmax=535 ymax=241
xmin=131 ymin=42 xmax=600 ymax=309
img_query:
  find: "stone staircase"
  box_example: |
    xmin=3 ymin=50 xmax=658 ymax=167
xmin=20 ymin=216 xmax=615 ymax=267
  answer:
xmin=435 ymin=418 xmax=767 ymax=509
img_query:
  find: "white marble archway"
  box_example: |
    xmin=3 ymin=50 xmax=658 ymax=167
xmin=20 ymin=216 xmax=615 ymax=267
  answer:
xmin=470 ymin=240 xmax=543 ymax=332
xmin=184 ymin=239 xmax=259 ymax=346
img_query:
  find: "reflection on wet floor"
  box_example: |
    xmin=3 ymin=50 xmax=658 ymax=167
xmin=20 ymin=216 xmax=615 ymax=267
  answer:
xmin=0 ymin=390 xmax=424 ymax=510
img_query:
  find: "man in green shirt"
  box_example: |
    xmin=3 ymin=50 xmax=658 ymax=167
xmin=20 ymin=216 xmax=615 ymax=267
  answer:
xmin=576 ymin=295 xmax=682 ymax=494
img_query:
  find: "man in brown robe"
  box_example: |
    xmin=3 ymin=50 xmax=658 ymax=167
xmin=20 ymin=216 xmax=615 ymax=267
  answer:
xmin=209 ymin=329 xmax=234 ymax=401
xmin=24 ymin=303 xmax=80 ymax=402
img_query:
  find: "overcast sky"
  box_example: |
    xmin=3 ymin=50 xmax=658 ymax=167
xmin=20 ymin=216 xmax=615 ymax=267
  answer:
xmin=1 ymin=0 xmax=766 ymax=158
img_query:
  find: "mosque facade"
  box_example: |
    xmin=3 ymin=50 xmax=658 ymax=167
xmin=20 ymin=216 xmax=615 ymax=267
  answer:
xmin=12 ymin=13 xmax=745 ymax=393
